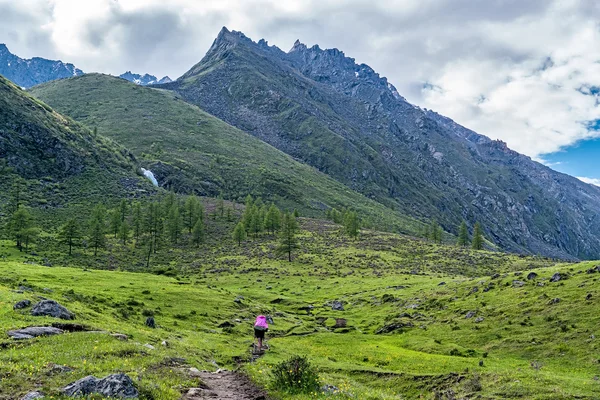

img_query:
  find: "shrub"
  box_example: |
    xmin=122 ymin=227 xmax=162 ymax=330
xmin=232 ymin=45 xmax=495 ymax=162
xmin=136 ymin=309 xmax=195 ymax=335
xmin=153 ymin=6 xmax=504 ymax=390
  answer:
xmin=271 ymin=355 xmax=320 ymax=394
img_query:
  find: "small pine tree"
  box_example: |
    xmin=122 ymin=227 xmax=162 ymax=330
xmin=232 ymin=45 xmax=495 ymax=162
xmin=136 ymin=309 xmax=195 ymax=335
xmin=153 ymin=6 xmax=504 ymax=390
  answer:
xmin=132 ymin=202 xmax=143 ymax=242
xmin=191 ymin=218 xmax=205 ymax=247
xmin=119 ymin=220 xmax=131 ymax=245
xmin=232 ymin=222 xmax=247 ymax=246
xmin=429 ymin=220 xmax=442 ymax=243
xmin=119 ymin=199 xmax=128 ymax=222
xmin=88 ymin=219 xmax=106 ymax=256
xmin=58 ymin=218 xmax=81 ymax=256
xmin=293 ymin=208 xmax=300 ymax=218
xmin=344 ymin=211 xmax=360 ymax=239
xmin=264 ymin=203 xmax=281 ymax=235
xmin=109 ymin=210 xmax=121 ymax=238
xmin=276 ymin=212 xmax=300 ymax=262
xmin=457 ymin=220 xmax=469 ymax=247
xmin=217 ymin=193 xmax=225 ymax=218
xmin=9 ymin=207 xmax=33 ymax=252
xmin=166 ymin=204 xmax=182 ymax=244
xmin=472 ymin=222 xmax=484 ymax=250
xmin=226 ymin=207 xmax=233 ymax=222
xmin=249 ymin=205 xmax=263 ymax=238
xmin=183 ymin=196 xmax=202 ymax=233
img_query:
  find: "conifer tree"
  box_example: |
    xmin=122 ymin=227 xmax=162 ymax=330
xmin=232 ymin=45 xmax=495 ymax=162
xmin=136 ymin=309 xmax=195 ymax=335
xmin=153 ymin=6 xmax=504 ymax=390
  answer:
xmin=88 ymin=205 xmax=107 ymax=256
xmin=10 ymin=207 xmax=33 ymax=252
xmin=119 ymin=220 xmax=131 ymax=245
xmin=249 ymin=205 xmax=263 ymax=238
xmin=276 ymin=212 xmax=300 ymax=262
xmin=8 ymin=178 xmax=25 ymax=215
xmin=293 ymin=208 xmax=300 ymax=218
xmin=344 ymin=211 xmax=360 ymax=239
xmin=472 ymin=222 xmax=484 ymax=250
xmin=457 ymin=220 xmax=469 ymax=247
xmin=183 ymin=196 xmax=202 ymax=233
xmin=264 ymin=203 xmax=281 ymax=235
xmin=58 ymin=218 xmax=81 ymax=256
xmin=166 ymin=204 xmax=182 ymax=244
xmin=232 ymin=222 xmax=247 ymax=246
xmin=119 ymin=199 xmax=128 ymax=222
xmin=217 ymin=193 xmax=225 ymax=218
xmin=109 ymin=209 xmax=121 ymax=238
xmin=191 ymin=218 xmax=205 ymax=247
xmin=132 ymin=202 xmax=143 ymax=242
xmin=429 ymin=220 xmax=443 ymax=243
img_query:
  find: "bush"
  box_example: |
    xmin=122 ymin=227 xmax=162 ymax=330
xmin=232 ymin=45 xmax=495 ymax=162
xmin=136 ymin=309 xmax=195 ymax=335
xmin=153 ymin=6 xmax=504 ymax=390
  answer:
xmin=271 ymin=355 xmax=320 ymax=394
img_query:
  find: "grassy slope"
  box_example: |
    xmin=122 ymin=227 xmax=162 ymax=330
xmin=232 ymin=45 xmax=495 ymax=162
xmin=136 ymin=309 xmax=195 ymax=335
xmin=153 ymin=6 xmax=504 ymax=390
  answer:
xmin=0 ymin=74 xmax=153 ymax=223
xmin=2 ymin=218 xmax=598 ymax=399
xmin=30 ymin=74 xmax=422 ymax=235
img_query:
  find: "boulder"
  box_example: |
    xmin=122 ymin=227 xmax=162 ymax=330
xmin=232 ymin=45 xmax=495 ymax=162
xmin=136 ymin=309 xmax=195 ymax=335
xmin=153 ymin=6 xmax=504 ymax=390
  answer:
xmin=145 ymin=317 xmax=156 ymax=328
xmin=491 ymin=273 xmax=500 ymax=279
xmin=63 ymin=373 xmax=138 ymax=398
xmin=375 ymin=320 xmax=414 ymax=334
xmin=14 ymin=299 xmax=32 ymax=310
xmin=527 ymin=272 xmax=538 ymax=280
xmin=8 ymin=326 xmax=64 ymax=340
xmin=549 ymin=298 xmax=561 ymax=305
xmin=31 ymin=300 xmax=74 ymax=320
xmin=332 ymin=300 xmax=344 ymax=311
xmin=465 ymin=311 xmax=476 ymax=319
xmin=111 ymin=333 xmax=129 ymax=341
xmin=438 ymin=281 xmax=446 ymax=286
xmin=587 ymin=266 xmax=600 ymax=274
xmin=21 ymin=392 xmax=44 ymax=400
xmin=475 ymin=317 xmax=485 ymax=323
xmin=550 ymin=273 xmax=563 ymax=282
xmin=513 ymin=280 xmax=525 ymax=287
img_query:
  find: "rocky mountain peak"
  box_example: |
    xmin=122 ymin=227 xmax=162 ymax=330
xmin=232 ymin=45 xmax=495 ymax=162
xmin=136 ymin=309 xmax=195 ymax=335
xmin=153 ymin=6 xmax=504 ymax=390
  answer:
xmin=289 ymin=39 xmax=308 ymax=53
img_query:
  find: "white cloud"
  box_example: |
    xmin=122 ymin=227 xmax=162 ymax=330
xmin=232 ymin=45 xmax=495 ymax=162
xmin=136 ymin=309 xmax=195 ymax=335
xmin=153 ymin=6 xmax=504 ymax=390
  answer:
xmin=1 ymin=0 xmax=599 ymax=159
xmin=578 ymin=176 xmax=600 ymax=186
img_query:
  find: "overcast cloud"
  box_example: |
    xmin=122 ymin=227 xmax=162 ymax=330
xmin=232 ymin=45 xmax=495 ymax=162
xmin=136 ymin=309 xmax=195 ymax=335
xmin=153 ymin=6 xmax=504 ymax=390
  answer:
xmin=1 ymin=0 xmax=599 ymax=160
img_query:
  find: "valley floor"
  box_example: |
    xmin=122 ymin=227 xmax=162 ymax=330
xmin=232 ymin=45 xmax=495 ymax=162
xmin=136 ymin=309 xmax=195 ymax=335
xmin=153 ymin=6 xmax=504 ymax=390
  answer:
xmin=1 ymin=220 xmax=599 ymax=399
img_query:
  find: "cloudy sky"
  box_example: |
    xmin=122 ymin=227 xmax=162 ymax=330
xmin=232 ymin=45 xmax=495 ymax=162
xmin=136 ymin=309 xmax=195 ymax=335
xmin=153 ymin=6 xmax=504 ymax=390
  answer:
xmin=2 ymin=0 xmax=600 ymax=181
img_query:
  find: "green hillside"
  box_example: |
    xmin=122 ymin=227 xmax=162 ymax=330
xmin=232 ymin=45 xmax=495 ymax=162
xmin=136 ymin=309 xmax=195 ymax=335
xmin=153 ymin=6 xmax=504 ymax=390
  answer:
xmin=0 ymin=74 xmax=152 ymax=215
xmin=2 ymin=217 xmax=598 ymax=399
xmin=30 ymin=74 xmax=422 ymax=234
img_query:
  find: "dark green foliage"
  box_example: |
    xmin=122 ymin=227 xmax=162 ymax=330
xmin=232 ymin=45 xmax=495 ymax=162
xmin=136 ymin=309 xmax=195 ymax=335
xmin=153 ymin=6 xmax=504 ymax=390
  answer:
xmin=472 ymin=222 xmax=484 ymax=250
xmin=109 ymin=209 xmax=121 ymax=238
xmin=264 ymin=203 xmax=281 ymax=235
xmin=58 ymin=218 xmax=82 ymax=256
xmin=166 ymin=203 xmax=183 ymax=244
xmin=276 ymin=212 xmax=300 ymax=262
xmin=429 ymin=220 xmax=443 ymax=244
xmin=9 ymin=207 xmax=33 ymax=252
xmin=249 ymin=205 xmax=263 ymax=238
xmin=232 ymin=222 xmax=247 ymax=246
xmin=183 ymin=196 xmax=203 ymax=233
xmin=191 ymin=217 xmax=205 ymax=247
xmin=344 ymin=211 xmax=360 ymax=239
xmin=458 ymin=220 xmax=469 ymax=247
xmin=271 ymin=355 xmax=320 ymax=394
xmin=119 ymin=220 xmax=131 ymax=245
xmin=88 ymin=205 xmax=107 ymax=256
xmin=132 ymin=202 xmax=143 ymax=242
xmin=217 ymin=193 xmax=225 ymax=218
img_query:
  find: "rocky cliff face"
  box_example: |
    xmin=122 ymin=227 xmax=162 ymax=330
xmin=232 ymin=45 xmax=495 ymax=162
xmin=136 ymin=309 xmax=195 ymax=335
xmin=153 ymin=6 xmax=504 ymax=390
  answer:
xmin=0 ymin=44 xmax=83 ymax=88
xmin=163 ymin=27 xmax=600 ymax=260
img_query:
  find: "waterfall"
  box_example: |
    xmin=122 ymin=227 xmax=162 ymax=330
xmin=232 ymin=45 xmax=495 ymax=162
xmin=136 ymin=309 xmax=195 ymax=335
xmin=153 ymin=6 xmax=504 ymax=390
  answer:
xmin=141 ymin=168 xmax=159 ymax=187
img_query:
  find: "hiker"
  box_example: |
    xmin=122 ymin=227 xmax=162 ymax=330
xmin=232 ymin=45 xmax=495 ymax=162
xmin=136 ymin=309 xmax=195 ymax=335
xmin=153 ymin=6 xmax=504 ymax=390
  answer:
xmin=254 ymin=315 xmax=269 ymax=350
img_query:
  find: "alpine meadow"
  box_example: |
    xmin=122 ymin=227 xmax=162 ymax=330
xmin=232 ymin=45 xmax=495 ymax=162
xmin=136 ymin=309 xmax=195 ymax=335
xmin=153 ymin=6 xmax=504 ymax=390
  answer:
xmin=2 ymin=3 xmax=600 ymax=399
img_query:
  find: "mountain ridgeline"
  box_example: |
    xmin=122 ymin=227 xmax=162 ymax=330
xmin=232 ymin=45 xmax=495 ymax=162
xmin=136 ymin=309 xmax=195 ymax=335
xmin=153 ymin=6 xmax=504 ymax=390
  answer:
xmin=0 ymin=44 xmax=83 ymax=88
xmin=149 ymin=27 xmax=600 ymax=260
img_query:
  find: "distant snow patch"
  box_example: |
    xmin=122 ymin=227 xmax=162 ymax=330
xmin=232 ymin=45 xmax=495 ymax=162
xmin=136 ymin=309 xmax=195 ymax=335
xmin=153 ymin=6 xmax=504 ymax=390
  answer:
xmin=141 ymin=168 xmax=159 ymax=186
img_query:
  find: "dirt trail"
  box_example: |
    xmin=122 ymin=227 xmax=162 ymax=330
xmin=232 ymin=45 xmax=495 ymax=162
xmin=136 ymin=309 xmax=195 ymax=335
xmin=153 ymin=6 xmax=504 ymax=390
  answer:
xmin=181 ymin=370 xmax=268 ymax=400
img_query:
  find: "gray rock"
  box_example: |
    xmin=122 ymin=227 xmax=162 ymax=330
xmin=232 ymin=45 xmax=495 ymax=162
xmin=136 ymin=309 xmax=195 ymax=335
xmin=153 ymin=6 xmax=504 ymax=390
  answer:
xmin=63 ymin=373 xmax=138 ymax=398
xmin=21 ymin=391 xmax=44 ymax=400
xmin=31 ymin=300 xmax=74 ymax=320
xmin=527 ymin=272 xmax=538 ymax=280
xmin=111 ymin=333 xmax=129 ymax=341
xmin=332 ymin=300 xmax=344 ymax=311
xmin=550 ymin=273 xmax=563 ymax=282
xmin=465 ymin=311 xmax=476 ymax=319
xmin=475 ymin=317 xmax=485 ymax=323
xmin=14 ymin=299 xmax=32 ymax=310
xmin=8 ymin=326 xmax=64 ymax=340
xmin=438 ymin=281 xmax=446 ymax=286
xmin=513 ymin=280 xmax=525 ymax=287
xmin=145 ymin=317 xmax=156 ymax=328
xmin=234 ymin=296 xmax=244 ymax=303
xmin=549 ymin=298 xmax=561 ymax=305
xmin=491 ymin=273 xmax=500 ymax=279
xmin=322 ymin=385 xmax=339 ymax=394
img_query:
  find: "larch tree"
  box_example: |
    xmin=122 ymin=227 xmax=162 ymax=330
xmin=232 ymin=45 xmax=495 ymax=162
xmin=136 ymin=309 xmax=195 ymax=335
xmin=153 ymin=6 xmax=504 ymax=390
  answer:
xmin=457 ymin=220 xmax=469 ymax=247
xmin=58 ymin=218 xmax=81 ymax=256
xmin=472 ymin=222 xmax=484 ymax=250
xmin=276 ymin=212 xmax=300 ymax=262
xmin=232 ymin=221 xmax=247 ymax=246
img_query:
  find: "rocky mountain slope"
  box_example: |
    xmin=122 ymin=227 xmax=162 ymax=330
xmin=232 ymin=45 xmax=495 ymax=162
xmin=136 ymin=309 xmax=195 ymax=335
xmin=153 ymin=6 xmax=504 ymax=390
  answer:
xmin=119 ymin=71 xmax=172 ymax=85
xmin=158 ymin=27 xmax=600 ymax=260
xmin=0 ymin=74 xmax=149 ymax=207
xmin=0 ymin=44 xmax=83 ymax=88
xmin=30 ymin=74 xmax=420 ymax=233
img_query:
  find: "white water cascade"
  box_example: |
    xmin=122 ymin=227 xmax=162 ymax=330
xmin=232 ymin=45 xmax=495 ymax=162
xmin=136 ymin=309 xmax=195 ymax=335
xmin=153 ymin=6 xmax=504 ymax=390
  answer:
xmin=141 ymin=168 xmax=159 ymax=187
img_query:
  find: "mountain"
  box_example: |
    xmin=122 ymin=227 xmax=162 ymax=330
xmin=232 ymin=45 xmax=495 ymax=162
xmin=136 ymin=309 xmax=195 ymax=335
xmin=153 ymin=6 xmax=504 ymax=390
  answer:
xmin=119 ymin=71 xmax=172 ymax=85
xmin=0 ymin=44 xmax=83 ymax=88
xmin=30 ymin=74 xmax=421 ymax=233
xmin=0 ymin=74 xmax=149 ymax=209
xmin=158 ymin=27 xmax=600 ymax=260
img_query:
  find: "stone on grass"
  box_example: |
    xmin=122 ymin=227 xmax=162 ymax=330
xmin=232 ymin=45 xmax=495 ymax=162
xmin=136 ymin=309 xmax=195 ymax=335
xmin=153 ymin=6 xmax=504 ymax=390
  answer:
xmin=527 ymin=272 xmax=538 ymax=280
xmin=111 ymin=333 xmax=129 ymax=341
xmin=21 ymin=391 xmax=44 ymax=400
xmin=31 ymin=300 xmax=74 ymax=320
xmin=550 ymin=273 xmax=563 ymax=282
xmin=332 ymin=300 xmax=344 ymax=311
xmin=145 ymin=317 xmax=156 ymax=328
xmin=513 ymin=280 xmax=525 ymax=287
xmin=465 ymin=311 xmax=476 ymax=319
xmin=475 ymin=317 xmax=485 ymax=323
xmin=8 ymin=326 xmax=64 ymax=340
xmin=14 ymin=299 xmax=32 ymax=310
xmin=63 ymin=373 xmax=138 ymax=398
